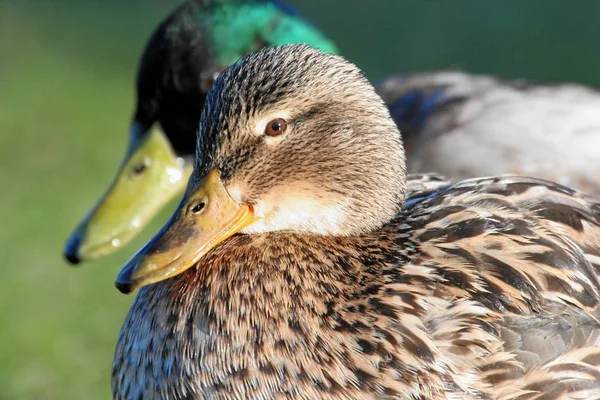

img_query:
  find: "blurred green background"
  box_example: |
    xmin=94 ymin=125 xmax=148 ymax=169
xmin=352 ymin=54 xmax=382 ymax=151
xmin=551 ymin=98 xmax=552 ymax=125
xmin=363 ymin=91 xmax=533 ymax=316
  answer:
xmin=2 ymin=0 xmax=600 ymax=398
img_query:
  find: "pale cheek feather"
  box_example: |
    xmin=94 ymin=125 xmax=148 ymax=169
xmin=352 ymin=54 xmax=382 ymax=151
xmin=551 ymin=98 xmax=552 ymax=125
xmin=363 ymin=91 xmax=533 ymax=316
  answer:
xmin=241 ymin=189 xmax=352 ymax=236
xmin=226 ymin=182 xmax=245 ymax=204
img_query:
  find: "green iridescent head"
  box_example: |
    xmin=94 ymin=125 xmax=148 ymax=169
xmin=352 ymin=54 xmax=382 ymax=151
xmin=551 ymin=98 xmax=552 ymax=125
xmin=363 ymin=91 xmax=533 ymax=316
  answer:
xmin=63 ymin=0 xmax=339 ymax=264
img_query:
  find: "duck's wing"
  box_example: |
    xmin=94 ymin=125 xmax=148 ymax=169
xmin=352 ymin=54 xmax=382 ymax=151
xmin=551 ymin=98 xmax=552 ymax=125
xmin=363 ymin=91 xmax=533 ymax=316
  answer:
xmin=377 ymin=72 xmax=600 ymax=194
xmin=505 ymin=347 xmax=600 ymax=400
xmin=375 ymin=71 xmax=485 ymax=136
xmin=403 ymin=175 xmax=600 ymax=397
xmin=405 ymin=173 xmax=452 ymax=199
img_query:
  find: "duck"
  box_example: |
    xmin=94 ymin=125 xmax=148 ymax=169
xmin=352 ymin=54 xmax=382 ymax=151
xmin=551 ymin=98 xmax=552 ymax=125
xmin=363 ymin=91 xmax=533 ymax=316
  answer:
xmin=63 ymin=0 xmax=338 ymax=264
xmin=64 ymin=0 xmax=600 ymax=265
xmin=377 ymin=71 xmax=600 ymax=193
xmin=111 ymin=44 xmax=600 ymax=399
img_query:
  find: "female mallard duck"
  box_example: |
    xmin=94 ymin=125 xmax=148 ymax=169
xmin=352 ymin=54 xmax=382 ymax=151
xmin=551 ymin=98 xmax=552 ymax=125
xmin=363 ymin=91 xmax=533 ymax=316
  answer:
xmin=112 ymin=44 xmax=600 ymax=399
xmin=377 ymin=71 xmax=600 ymax=193
xmin=63 ymin=0 xmax=338 ymax=263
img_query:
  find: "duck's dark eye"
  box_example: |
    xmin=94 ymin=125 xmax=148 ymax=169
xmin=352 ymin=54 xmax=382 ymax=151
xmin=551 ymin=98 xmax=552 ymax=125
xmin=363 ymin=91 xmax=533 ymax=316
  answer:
xmin=264 ymin=118 xmax=287 ymax=137
xmin=189 ymin=200 xmax=206 ymax=215
xmin=132 ymin=162 xmax=148 ymax=175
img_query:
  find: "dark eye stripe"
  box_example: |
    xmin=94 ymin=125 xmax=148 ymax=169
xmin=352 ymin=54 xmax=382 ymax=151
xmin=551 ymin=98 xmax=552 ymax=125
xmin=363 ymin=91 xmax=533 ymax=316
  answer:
xmin=292 ymin=105 xmax=324 ymax=125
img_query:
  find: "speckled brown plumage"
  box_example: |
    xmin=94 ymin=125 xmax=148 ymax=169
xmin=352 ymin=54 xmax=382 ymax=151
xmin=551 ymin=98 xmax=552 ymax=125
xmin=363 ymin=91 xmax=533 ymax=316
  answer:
xmin=112 ymin=45 xmax=600 ymax=399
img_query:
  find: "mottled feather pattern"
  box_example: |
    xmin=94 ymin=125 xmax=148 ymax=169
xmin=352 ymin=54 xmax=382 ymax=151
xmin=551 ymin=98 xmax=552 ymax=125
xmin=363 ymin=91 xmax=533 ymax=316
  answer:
xmin=501 ymin=347 xmax=600 ymax=400
xmin=113 ymin=176 xmax=600 ymax=399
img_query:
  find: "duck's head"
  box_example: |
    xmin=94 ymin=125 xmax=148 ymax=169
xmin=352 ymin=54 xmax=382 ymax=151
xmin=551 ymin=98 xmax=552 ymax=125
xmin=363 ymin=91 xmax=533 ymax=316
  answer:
xmin=116 ymin=44 xmax=406 ymax=294
xmin=63 ymin=0 xmax=338 ymax=264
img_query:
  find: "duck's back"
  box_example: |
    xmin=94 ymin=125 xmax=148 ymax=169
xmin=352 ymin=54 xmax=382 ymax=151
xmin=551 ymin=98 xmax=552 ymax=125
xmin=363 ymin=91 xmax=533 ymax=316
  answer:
xmin=401 ymin=175 xmax=600 ymax=398
xmin=377 ymin=72 xmax=600 ymax=195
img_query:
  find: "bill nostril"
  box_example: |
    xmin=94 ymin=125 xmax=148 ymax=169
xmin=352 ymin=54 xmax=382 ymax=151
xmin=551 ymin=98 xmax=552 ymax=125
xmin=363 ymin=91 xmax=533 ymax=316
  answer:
xmin=191 ymin=201 xmax=206 ymax=215
xmin=132 ymin=162 xmax=147 ymax=175
xmin=189 ymin=197 xmax=208 ymax=215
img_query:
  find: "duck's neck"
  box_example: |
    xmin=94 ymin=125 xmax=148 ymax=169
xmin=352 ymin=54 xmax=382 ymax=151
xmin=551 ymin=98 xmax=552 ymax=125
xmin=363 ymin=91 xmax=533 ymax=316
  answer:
xmin=113 ymin=233 xmax=380 ymax=398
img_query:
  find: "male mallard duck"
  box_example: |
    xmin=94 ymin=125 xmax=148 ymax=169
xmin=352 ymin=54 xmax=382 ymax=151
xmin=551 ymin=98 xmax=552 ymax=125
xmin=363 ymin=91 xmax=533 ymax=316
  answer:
xmin=112 ymin=45 xmax=600 ymax=399
xmin=377 ymin=71 xmax=600 ymax=194
xmin=63 ymin=0 xmax=338 ymax=264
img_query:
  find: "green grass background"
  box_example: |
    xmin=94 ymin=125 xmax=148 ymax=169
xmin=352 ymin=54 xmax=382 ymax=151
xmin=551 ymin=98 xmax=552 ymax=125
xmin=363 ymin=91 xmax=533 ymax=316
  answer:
xmin=2 ymin=1 xmax=600 ymax=398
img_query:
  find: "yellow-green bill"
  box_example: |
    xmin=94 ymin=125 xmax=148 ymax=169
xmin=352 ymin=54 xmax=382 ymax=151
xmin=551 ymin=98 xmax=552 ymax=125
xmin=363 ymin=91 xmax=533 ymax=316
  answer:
xmin=115 ymin=169 xmax=256 ymax=294
xmin=63 ymin=125 xmax=193 ymax=264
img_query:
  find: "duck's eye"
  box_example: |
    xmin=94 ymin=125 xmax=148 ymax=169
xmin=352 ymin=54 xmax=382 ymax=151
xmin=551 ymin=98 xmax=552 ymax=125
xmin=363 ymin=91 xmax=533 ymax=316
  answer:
xmin=189 ymin=199 xmax=207 ymax=215
xmin=264 ymin=118 xmax=287 ymax=137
